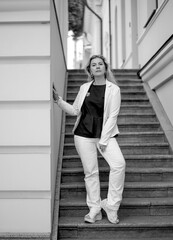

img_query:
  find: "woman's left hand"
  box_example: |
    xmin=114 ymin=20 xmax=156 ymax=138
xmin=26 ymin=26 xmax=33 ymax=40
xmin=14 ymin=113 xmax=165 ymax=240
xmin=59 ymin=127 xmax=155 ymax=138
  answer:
xmin=99 ymin=143 xmax=107 ymax=152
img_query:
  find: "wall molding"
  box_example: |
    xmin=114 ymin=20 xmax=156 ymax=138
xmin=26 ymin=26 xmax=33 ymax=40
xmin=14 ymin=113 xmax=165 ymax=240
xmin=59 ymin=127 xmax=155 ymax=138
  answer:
xmin=0 ymin=232 xmax=50 ymax=240
xmin=0 ymin=101 xmax=50 ymax=108
xmin=138 ymin=34 xmax=173 ymax=82
xmin=143 ymin=81 xmax=173 ymax=154
xmin=0 ymin=146 xmax=50 ymax=154
xmin=153 ymin=74 xmax=173 ymax=91
xmin=0 ymin=191 xmax=51 ymax=199
xmin=0 ymin=56 xmax=50 ymax=62
xmin=0 ymin=11 xmax=50 ymax=23
xmin=0 ymin=0 xmax=50 ymax=11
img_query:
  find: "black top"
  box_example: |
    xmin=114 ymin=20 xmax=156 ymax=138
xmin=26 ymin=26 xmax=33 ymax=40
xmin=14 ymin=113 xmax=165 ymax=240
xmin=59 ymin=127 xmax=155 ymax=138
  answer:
xmin=74 ymin=83 xmax=106 ymax=138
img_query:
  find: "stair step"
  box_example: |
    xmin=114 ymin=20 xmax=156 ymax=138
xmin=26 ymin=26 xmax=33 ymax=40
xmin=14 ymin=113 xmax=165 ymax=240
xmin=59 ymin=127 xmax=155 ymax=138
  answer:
xmin=67 ymin=84 xmax=144 ymax=91
xmin=60 ymin=181 xmax=173 ymax=199
xmin=119 ymin=116 xmax=158 ymax=124
xmin=68 ymin=69 xmax=140 ymax=78
xmin=66 ymin=113 xmax=158 ymax=123
xmin=120 ymin=99 xmax=150 ymax=105
xmin=113 ymin=69 xmax=140 ymax=76
xmin=62 ymin=154 xmax=173 ymax=169
xmin=60 ymin=238 xmax=173 ymax=240
xmin=67 ymin=89 xmax=146 ymax=94
xmin=68 ymin=79 xmax=143 ymax=85
xmin=65 ymin=105 xmax=154 ymax=114
xmin=67 ymin=80 xmax=143 ymax=85
xmin=65 ymin=122 xmax=161 ymax=132
xmin=64 ymin=132 xmax=166 ymax=144
xmin=119 ymin=105 xmax=154 ymax=113
xmin=63 ymin=142 xmax=170 ymax=156
xmin=59 ymin=197 xmax=173 ymax=217
xmin=58 ymin=215 xmax=173 ymax=239
xmin=67 ymin=90 xmax=147 ymax=99
xmin=67 ymin=98 xmax=150 ymax=106
xmin=68 ymin=76 xmax=140 ymax=83
xmin=61 ymin=167 xmax=173 ymax=183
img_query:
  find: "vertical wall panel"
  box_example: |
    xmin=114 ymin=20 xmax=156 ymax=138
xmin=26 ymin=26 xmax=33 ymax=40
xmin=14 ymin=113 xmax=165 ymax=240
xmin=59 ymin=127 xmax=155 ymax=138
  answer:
xmin=0 ymin=199 xmax=51 ymax=232
xmin=0 ymin=0 xmax=51 ymax=234
xmin=0 ymin=108 xmax=50 ymax=146
xmin=0 ymin=62 xmax=50 ymax=101
xmin=0 ymin=154 xmax=50 ymax=190
xmin=0 ymin=24 xmax=50 ymax=57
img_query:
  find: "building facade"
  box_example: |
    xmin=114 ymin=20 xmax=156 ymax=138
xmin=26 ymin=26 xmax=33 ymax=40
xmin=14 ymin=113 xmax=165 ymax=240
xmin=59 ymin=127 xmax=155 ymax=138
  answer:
xmin=0 ymin=0 xmax=173 ymax=238
xmin=83 ymin=0 xmax=173 ymax=128
xmin=0 ymin=0 xmax=68 ymax=238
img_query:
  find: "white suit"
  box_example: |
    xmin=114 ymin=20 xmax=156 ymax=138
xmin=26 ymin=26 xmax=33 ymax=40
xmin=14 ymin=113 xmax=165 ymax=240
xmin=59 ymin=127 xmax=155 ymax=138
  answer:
xmin=58 ymin=80 xmax=125 ymax=212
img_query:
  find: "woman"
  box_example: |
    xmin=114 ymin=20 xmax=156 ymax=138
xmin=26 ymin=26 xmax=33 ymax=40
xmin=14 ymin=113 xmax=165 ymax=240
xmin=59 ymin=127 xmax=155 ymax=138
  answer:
xmin=53 ymin=55 xmax=126 ymax=224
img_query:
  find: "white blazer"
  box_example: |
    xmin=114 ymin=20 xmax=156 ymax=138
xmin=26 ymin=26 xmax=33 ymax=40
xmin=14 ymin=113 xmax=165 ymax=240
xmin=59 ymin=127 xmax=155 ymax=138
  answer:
xmin=58 ymin=80 xmax=121 ymax=146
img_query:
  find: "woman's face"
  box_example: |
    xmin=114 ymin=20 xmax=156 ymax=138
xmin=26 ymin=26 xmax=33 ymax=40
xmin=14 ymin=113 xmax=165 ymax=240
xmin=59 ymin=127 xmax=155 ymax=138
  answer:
xmin=90 ymin=57 xmax=106 ymax=77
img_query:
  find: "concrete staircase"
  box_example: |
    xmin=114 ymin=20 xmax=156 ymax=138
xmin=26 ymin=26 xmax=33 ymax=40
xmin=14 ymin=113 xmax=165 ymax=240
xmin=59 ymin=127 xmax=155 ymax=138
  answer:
xmin=57 ymin=69 xmax=173 ymax=239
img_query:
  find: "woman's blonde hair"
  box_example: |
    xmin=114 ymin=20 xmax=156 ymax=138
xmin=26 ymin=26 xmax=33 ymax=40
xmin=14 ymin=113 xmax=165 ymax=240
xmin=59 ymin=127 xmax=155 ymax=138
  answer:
xmin=85 ymin=55 xmax=117 ymax=84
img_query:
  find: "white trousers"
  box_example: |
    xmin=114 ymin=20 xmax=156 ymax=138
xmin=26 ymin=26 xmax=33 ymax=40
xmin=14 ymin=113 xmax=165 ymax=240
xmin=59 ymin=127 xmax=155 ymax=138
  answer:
xmin=74 ymin=135 xmax=126 ymax=212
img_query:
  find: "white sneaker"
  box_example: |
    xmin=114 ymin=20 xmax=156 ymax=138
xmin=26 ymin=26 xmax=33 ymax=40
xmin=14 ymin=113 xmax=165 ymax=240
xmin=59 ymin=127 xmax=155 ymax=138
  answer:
xmin=101 ymin=199 xmax=119 ymax=224
xmin=84 ymin=211 xmax=102 ymax=223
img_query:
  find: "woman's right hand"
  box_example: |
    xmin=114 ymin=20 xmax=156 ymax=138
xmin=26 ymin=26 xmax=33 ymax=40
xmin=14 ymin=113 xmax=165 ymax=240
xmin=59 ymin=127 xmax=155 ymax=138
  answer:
xmin=53 ymin=83 xmax=59 ymax=102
